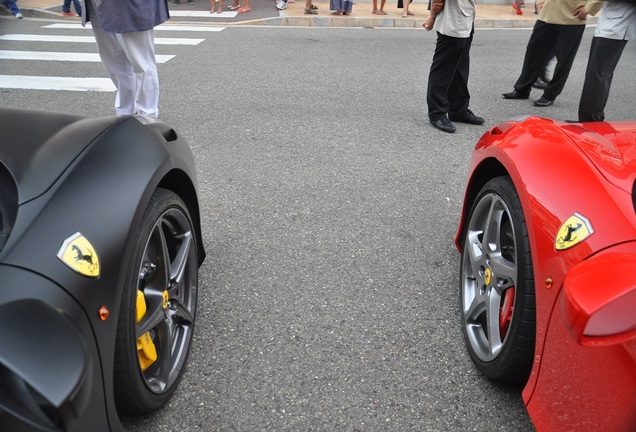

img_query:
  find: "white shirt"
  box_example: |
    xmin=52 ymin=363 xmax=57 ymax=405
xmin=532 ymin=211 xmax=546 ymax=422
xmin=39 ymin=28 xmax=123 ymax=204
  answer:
xmin=433 ymin=0 xmax=476 ymax=39
xmin=596 ymin=1 xmax=636 ymax=40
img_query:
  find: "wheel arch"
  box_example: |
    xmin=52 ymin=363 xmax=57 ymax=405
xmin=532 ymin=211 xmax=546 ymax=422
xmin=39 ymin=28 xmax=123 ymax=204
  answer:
xmin=456 ymin=157 xmax=510 ymax=251
xmin=157 ymin=168 xmax=206 ymax=266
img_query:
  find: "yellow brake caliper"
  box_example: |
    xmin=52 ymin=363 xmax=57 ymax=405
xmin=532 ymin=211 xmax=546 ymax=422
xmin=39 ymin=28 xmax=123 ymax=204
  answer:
xmin=136 ymin=290 xmax=158 ymax=372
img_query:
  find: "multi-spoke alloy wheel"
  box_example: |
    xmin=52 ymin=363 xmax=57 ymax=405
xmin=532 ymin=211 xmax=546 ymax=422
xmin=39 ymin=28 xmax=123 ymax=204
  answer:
xmin=115 ymin=188 xmax=198 ymax=414
xmin=460 ymin=176 xmax=535 ymax=384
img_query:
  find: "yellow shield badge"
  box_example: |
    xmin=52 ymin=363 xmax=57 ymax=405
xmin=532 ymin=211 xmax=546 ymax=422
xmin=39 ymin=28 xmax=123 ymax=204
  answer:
xmin=57 ymin=232 xmax=100 ymax=278
xmin=555 ymin=213 xmax=594 ymax=251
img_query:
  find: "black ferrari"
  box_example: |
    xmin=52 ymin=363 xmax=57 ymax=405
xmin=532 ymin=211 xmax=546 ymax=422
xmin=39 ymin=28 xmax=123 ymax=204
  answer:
xmin=0 ymin=108 xmax=205 ymax=431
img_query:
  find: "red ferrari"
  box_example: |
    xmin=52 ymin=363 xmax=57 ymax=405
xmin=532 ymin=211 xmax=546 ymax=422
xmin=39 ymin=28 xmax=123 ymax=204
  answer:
xmin=455 ymin=116 xmax=636 ymax=431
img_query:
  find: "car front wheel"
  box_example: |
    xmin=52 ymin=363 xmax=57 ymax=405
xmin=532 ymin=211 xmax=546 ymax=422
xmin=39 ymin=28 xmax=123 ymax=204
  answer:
xmin=114 ymin=188 xmax=199 ymax=414
xmin=460 ymin=176 xmax=535 ymax=384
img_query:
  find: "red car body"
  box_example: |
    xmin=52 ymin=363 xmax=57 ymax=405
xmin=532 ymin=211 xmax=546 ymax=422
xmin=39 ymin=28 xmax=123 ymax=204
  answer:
xmin=455 ymin=116 xmax=636 ymax=431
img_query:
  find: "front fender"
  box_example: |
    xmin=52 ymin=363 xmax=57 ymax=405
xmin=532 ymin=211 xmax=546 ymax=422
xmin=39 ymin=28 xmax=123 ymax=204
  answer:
xmin=1 ymin=116 xmax=202 ymax=428
xmin=455 ymin=117 xmax=636 ymax=400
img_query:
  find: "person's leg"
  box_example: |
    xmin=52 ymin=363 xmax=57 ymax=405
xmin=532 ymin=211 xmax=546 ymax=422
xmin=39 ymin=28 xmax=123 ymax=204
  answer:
xmin=379 ymin=0 xmax=386 ymax=13
xmin=71 ymin=0 xmax=82 ymax=14
xmin=511 ymin=21 xmax=557 ymax=94
xmin=305 ymin=0 xmax=316 ymax=13
xmin=542 ymin=24 xmax=585 ymax=101
xmin=238 ymin=0 xmax=250 ymax=11
xmin=3 ymin=0 xmax=21 ymax=15
xmin=427 ymin=33 xmax=464 ymax=121
xmin=448 ymin=33 xmax=472 ymax=117
xmin=117 ymin=30 xmax=160 ymax=118
xmin=402 ymin=0 xmax=411 ymax=17
xmin=88 ymin=0 xmax=136 ymax=116
xmin=62 ymin=0 xmax=71 ymax=13
xmin=579 ymin=37 xmax=627 ymax=122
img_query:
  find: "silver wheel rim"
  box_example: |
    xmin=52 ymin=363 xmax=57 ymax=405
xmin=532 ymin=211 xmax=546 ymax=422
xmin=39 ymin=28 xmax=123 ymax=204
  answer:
xmin=461 ymin=192 xmax=517 ymax=362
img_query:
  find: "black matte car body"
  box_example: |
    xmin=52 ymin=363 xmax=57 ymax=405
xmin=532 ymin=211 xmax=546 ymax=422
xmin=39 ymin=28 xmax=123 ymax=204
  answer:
xmin=0 ymin=108 xmax=205 ymax=431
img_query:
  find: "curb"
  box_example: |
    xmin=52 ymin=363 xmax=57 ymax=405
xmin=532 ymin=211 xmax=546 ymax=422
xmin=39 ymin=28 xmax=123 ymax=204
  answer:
xmin=5 ymin=5 xmax=594 ymax=28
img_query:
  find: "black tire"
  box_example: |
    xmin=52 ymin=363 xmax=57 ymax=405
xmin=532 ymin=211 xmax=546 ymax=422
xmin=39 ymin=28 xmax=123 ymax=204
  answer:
xmin=459 ymin=176 xmax=535 ymax=384
xmin=114 ymin=188 xmax=198 ymax=414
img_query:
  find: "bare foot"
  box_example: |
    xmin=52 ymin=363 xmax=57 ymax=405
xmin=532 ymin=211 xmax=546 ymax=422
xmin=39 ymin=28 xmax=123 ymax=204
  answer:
xmin=372 ymin=9 xmax=381 ymax=14
xmin=379 ymin=9 xmax=387 ymax=14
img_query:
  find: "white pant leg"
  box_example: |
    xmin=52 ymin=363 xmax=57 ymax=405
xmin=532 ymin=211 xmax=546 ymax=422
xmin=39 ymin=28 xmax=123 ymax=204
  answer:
xmin=115 ymin=30 xmax=159 ymax=118
xmin=87 ymin=0 xmax=135 ymax=116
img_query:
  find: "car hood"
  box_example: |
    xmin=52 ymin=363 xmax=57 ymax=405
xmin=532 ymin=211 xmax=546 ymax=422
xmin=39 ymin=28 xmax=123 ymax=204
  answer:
xmin=0 ymin=108 xmax=124 ymax=204
xmin=561 ymin=121 xmax=636 ymax=195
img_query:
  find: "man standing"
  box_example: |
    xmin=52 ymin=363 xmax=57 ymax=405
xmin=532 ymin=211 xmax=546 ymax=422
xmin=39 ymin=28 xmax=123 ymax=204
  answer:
xmin=579 ymin=1 xmax=636 ymax=122
xmin=82 ymin=0 xmax=169 ymax=118
xmin=502 ymin=0 xmax=602 ymax=107
xmin=426 ymin=0 xmax=484 ymax=134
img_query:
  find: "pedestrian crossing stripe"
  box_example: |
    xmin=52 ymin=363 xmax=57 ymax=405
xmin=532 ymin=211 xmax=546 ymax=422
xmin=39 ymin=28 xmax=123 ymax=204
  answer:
xmin=0 ymin=75 xmax=115 ymax=92
xmin=44 ymin=24 xmax=227 ymax=32
xmin=0 ymin=50 xmax=174 ymax=63
xmin=0 ymin=34 xmax=205 ymax=45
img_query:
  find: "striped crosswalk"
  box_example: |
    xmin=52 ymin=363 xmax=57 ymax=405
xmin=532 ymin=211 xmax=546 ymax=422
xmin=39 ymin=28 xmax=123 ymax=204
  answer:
xmin=0 ymin=34 xmax=205 ymax=45
xmin=0 ymin=50 xmax=175 ymax=63
xmin=0 ymin=22 xmax=223 ymax=92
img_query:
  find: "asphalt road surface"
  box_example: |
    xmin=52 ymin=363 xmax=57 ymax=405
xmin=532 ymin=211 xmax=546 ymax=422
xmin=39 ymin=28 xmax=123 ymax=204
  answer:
xmin=2 ymin=16 xmax=636 ymax=431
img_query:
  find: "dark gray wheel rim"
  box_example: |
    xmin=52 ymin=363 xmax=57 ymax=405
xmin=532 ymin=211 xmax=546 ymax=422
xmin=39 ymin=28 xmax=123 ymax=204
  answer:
xmin=135 ymin=206 xmax=197 ymax=394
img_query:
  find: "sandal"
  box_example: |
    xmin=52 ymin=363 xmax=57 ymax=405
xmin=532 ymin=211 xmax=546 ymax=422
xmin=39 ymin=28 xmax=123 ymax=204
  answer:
xmin=311 ymin=4 xmax=318 ymax=9
xmin=304 ymin=8 xmax=317 ymax=13
xmin=237 ymin=6 xmax=251 ymax=11
xmin=228 ymin=4 xmax=239 ymax=8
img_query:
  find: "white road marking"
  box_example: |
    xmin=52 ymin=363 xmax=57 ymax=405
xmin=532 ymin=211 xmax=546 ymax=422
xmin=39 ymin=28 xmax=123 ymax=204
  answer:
xmin=43 ymin=23 xmax=227 ymax=32
xmin=0 ymin=50 xmax=174 ymax=62
xmin=0 ymin=34 xmax=205 ymax=45
xmin=0 ymin=75 xmax=116 ymax=91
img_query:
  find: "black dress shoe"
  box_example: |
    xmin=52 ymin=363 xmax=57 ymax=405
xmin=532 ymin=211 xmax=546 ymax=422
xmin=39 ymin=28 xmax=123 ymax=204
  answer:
xmin=502 ymin=90 xmax=530 ymax=99
xmin=534 ymin=96 xmax=554 ymax=107
xmin=431 ymin=118 xmax=456 ymax=133
xmin=449 ymin=109 xmax=485 ymax=125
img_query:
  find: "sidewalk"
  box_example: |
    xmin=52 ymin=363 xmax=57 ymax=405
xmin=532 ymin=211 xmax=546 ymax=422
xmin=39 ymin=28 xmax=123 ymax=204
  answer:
xmin=7 ymin=0 xmax=583 ymax=28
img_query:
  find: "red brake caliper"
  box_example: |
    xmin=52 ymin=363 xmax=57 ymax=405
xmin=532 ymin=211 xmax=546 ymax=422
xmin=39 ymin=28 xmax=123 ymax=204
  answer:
xmin=499 ymin=287 xmax=515 ymax=339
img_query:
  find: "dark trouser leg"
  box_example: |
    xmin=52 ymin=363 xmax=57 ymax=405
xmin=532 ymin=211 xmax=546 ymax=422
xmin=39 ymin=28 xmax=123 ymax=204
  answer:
xmin=513 ymin=20 xmax=556 ymax=93
xmin=578 ymin=37 xmax=627 ymax=122
xmin=448 ymin=32 xmax=472 ymax=117
xmin=542 ymin=24 xmax=585 ymax=101
xmin=427 ymin=33 xmax=471 ymax=121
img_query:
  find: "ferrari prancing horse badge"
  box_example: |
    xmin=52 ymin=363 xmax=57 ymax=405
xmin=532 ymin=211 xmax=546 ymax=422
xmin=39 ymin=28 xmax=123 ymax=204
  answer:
xmin=57 ymin=232 xmax=100 ymax=278
xmin=555 ymin=213 xmax=594 ymax=251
